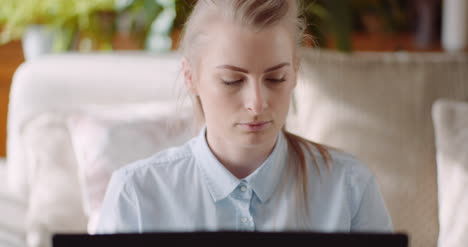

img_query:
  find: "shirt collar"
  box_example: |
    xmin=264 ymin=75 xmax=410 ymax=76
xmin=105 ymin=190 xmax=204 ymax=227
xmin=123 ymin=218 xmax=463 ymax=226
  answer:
xmin=191 ymin=126 xmax=288 ymax=204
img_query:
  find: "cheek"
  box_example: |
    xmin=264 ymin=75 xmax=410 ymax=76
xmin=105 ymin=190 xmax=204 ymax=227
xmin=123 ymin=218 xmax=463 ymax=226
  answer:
xmin=271 ymin=91 xmax=291 ymax=111
xmin=197 ymin=80 xmax=239 ymax=119
xmin=199 ymin=84 xmax=233 ymax=105
xmin=269 ymin=85 xmax=294 ymax=116
xmin=270 ymin=82 xmax=294 ymax=101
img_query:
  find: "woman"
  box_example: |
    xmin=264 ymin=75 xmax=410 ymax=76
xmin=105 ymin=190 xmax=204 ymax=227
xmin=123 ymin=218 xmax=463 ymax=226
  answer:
xmin=96 ymin=0 xmax=392 ymax=233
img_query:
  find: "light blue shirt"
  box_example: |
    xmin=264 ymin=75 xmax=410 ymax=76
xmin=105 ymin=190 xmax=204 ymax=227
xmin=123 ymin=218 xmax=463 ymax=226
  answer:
xmin=96 ymin=127 xmax=392 ymax=234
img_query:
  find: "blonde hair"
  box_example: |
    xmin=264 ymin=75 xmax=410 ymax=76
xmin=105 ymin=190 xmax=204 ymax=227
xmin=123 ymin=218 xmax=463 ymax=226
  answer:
xmin=178 ymin=0 xmax=332 ymax=229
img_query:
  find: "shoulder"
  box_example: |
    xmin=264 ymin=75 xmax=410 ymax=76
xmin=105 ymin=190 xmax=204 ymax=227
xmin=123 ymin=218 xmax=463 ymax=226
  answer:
xmin=304 ymin=143 xmax=382 ymax=212
xmin=300 ymin=141 xmax=376 ymax=201
xmin=316 ymin=146 xmax=381 ymax=210
xmin=303 ymin=141 xmax=373 ymax=182
xmin=328 ymin=148 xmax=373 ymax=181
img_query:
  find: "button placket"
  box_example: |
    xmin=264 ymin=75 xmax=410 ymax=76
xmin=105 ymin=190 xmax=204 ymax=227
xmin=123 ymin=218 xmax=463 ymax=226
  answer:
xmin=240 ymin=185 xmax=248 ymax=192
xmin=235 ymin=182 xmax=254 ymax=230
xmin=237 ymin=183 xmax=251 ymax=200
xmin=240 ymin=217 xmax=248 ymax=223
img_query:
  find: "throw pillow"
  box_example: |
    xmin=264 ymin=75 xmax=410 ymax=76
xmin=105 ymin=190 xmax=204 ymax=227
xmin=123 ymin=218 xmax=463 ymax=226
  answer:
xmin=22 ymin=113 xmax=88 ymax=247
xmin=66 ymin=103 xmax=194 ymax=234
xmin=432 ymin=99 xmax=468 ymax=247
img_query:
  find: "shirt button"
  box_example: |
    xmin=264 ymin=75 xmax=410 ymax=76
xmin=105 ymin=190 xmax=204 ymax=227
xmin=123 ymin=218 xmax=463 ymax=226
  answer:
xmin=240 ymin=185 xmax=247 ymax=192
xmin=240 ymin=217 xmax=248 ymax=223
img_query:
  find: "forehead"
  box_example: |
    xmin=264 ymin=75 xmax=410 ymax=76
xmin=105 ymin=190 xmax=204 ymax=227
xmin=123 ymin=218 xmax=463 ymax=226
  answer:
xmin=200 ymin=19 xmax=295 ymax=72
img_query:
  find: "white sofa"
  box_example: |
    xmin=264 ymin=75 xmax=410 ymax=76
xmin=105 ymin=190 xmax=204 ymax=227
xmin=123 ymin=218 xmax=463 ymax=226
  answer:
xmin=1 ymin=49 xmax=467 ymax=247
xmin=0 ymin=158 xmax=26 ymax=247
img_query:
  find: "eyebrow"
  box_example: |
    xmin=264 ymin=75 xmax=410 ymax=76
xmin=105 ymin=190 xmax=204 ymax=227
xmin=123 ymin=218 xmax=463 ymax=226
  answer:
xmin=216 ymin=62 xmax=290 ymax=73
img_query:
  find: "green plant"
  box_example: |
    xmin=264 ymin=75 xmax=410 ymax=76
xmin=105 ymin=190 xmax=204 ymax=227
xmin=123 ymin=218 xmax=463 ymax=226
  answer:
xmin=0 ymin=0 xmax=116 ymax=50
xmin=0 ymin=0 xmax=178 ymax=52
xmin=303 ymin=0 xmax=407 ymax=52
xmin=304 ymin=0 xmax=353 ymax=52
xmin=115 ymin=0 xmax=177 ymax=51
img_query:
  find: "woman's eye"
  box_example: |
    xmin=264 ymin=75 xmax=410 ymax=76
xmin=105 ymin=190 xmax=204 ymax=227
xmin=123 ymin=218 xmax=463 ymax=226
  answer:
xmin=267 ymin=77 xmax=286 ymax=83
xmin=221 ymin=77 xmax=286 ymax=85
xmin=221 ymin=79 xmax=243 ymax=85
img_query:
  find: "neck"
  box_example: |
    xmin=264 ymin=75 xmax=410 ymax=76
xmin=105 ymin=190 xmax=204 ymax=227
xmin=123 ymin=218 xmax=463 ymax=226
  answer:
xmin=206 ymin=131 xmax=277 ymax=179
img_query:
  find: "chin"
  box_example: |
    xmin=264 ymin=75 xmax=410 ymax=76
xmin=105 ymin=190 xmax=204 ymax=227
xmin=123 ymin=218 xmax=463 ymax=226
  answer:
xmin=237 ymin=126 xmax=278 ymax=147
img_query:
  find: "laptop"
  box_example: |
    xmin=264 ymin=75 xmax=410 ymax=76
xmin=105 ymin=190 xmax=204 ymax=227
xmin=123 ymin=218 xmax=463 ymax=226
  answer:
xmin=53 ymin=231 xmax=408 ymax=247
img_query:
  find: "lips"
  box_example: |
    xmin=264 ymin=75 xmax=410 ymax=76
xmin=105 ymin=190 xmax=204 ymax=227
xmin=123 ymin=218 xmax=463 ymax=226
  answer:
xmin=238 ymin=121 xmax=272 ymax=132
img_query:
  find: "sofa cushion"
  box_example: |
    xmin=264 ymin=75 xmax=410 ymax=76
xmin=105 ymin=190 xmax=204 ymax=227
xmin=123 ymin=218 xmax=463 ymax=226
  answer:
xmin=432 ymin=99 xmax=468 ymax=247
xmin=66 ymin=103 xmax=194 ymax=234
xmin=22 ymin=113 xmax=88 ymax=247
xmin=294 ymin=49 xmax=468 ymax=247
xmin=0 ymin=163 xmax=27 ymax=247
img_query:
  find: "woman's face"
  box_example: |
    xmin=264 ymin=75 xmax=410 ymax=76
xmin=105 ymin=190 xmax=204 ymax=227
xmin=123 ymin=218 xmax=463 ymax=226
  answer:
xmin=186 ymin=20 xmax=297 ymax=148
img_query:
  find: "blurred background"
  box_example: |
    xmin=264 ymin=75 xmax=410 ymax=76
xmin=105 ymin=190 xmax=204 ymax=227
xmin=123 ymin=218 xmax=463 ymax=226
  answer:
xmin=0 ymin=0 xmax=467 ymax=158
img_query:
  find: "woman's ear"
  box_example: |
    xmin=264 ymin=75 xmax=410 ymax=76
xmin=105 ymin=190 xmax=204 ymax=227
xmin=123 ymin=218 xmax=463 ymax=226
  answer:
xmin=182 ymin=57 xmax=198 ymax=96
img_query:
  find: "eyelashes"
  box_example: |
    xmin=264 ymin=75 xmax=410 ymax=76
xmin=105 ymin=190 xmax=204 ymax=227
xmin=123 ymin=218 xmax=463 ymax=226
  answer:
xmin=266 ymin=78 xmax=287 ymax=83
xmin=221 ymin=78 xmax=286 ymax=85
xmin=221 ymin=79 xmax=243 ymax=85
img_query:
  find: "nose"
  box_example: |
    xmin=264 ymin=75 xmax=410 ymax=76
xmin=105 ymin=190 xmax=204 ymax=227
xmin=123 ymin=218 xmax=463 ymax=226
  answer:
xmin=244 ymin=81 xmax=268 ymax=115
